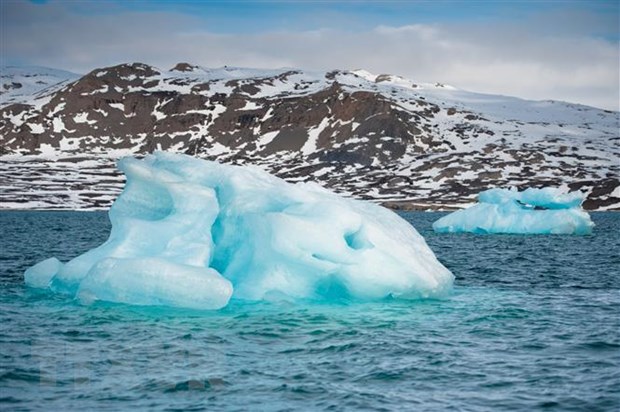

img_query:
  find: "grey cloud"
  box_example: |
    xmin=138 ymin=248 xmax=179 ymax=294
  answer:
xmin=2 ymin=1 xmax=618 ymax=110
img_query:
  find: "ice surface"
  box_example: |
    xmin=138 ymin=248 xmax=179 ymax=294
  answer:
xmin=25 ymin=152 xmax=453 ymax=309
xmin=24 ymin=257 xmax=62 ymax=288
xmin=433 ymin=188 xmax=594 ymax=235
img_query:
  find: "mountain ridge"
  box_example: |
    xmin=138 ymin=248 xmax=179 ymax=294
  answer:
xmin=1 ymin=62 xmax=618 ymax=210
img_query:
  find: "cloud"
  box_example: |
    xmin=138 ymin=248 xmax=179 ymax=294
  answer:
xmin=2 ymin=1 xmax=618 ymax=110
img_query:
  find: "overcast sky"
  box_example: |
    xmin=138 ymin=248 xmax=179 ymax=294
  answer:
xmin=1 ymin=0 xmax=618 ymax=110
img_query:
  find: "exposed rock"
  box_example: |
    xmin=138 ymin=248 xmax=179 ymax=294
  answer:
xmin=170 ymin=62 xmax=199 ymax=72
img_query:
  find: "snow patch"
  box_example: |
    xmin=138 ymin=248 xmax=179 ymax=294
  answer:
xmin=301 ymin=117 xmax=330 ymax=155
xmin=239 ymin=101 xmax=261 ymax=111
xmin=28 ymin=123 xmax=44 ymax=134
xmin=52 ymin=117 xmax=74 ymax=133
xmin=257 ymin=131 xmax=279 ymax=149
xmin=73 ymin=112 xmax=97 ymax=125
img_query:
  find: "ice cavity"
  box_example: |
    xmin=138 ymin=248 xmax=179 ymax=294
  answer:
xmin=25 ymin=152 xmax=453 ymax=309
xmin=433 ymin=187 xmax=594 ymax=235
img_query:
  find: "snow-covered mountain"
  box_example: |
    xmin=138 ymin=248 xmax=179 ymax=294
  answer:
xmin=1 ymin=62 xmax=618 ymax=210
xmin=1 ymin=66 xmax=80 ymax=108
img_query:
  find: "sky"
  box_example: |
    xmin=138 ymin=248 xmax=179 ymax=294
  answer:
xmin=1 ymin=0 xmax=619 ymax=110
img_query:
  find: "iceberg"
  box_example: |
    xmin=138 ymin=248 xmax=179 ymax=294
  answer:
xmin=25 ymin=152 xmax=453 ymax=309
xmin=432 ymin=188 xmax=594 ymax=235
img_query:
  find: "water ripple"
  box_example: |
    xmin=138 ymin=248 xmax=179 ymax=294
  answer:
xmin=0 ymin=211 xmax=619 ymax=411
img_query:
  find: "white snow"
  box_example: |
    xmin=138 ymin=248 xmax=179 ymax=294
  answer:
xmin=239 ymin=101 xmax=261 ymax=111
xmin=301 ymin=117 xmax=330 ymax=155
xmin=73 ymin=112 xmax=97 ymax=125
xmin=261 ymin=107 xmax=274 ymax=121
xmin=351 ymin=69 xmax=378 ymax=82
xmin=208 ymin=142 xmax=231 ymax=156
xmin=84 ymin=85 xmax=109 ymax=95
xmin=48 ymin=102 xmax=66 ymax=117
xmin=52 ymin=116 xmax=74 ymax=133
xmin=257 ymin=131 xmax=279 ymax=149
xmin=0 ymin=66 xmax=80 ymax=109
xmin=37 ymin=144 xmax=57 ymax=157
xmin=152 ymin=98 xmax=171 ymax=121
xmin=28 ymin=123 xmax=44 ymax=134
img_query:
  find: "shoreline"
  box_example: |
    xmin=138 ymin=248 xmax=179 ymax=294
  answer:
xmin=1 ymin=203 xmax=617 ymax=212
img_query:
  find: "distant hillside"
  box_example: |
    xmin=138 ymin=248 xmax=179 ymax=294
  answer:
xmin=1 ymin=62 xmax=618 ymax=210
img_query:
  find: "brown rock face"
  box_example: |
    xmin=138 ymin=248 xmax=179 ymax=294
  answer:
xmin=171 ymin=63 xmax=199 ymax=72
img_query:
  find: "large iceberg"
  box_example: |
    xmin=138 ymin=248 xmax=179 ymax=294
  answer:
xmin=25 ymin=152 xmax=453 ymax=309
xmin=432 ymin=188 xmax=594 ymax=235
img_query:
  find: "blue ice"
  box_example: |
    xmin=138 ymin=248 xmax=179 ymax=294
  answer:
xmin=25 ymin=152 xmax=453 ymax=309
xmin=432 ymin=187 xmax=594 ymax=235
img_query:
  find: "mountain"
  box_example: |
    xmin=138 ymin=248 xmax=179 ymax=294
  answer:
xmin=1 ymin=66 xmax=80 ymax=107
xmin=1 ymin=62 xmax=618 ymax=210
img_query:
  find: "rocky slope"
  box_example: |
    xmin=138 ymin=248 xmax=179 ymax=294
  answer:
xmin=1 ymin=62 xmax=619 ymax=210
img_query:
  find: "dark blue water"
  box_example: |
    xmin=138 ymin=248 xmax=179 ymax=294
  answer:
xmin=1 ymin=211 xmax=619 ymax=411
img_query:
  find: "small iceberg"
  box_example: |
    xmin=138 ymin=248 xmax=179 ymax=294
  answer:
xmin=432 ymin=187 xmax=594 ymax=235
xmin=25 ymin=152 xmax=453 ymax=309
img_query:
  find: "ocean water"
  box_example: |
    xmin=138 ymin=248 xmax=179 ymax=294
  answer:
xmin=1 ymin=211 xmax=619 ymax=411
